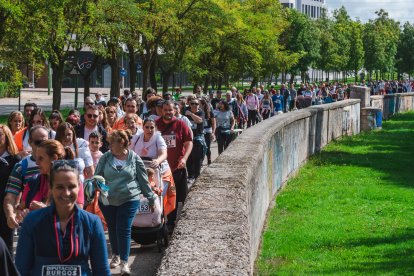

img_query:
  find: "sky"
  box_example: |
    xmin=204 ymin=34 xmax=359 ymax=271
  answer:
xmin=327 ymin=0 xmax=414 ymax=24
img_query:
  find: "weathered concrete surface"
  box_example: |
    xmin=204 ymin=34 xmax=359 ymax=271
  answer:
xmin=350 ymin=86 xmax=371 ymax=107
xmin=157 ymin=99 xmax=361 ymax=276
xmin=361 ymin=107 xmax=382 ymax=131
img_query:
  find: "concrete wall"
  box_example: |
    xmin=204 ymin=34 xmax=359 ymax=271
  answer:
xmin=371 ymin=92 xmax=414 ymax=120
xmin=157 ymin=99 xmax=361 ymax=276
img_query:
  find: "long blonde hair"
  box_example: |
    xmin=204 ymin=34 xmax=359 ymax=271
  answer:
xmin=0 ymin=124 xmax=19 ymax=155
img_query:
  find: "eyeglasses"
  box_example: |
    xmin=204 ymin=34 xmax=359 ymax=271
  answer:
xmin=85 ymin=102 xmax=94 ymax=106
xmin=32 ymin=140 xmax=45 ymax=146
xmin=87 ymin=114 xmax=99 ymax=119
xmin=52 ymin=159 xmax=78 ymax=170
xmin=190 ymin=102 xmax=199 ymax=106
xmin=145 ymin=126 xmax=155 ymax=129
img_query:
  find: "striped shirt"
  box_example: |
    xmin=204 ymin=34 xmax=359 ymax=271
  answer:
xmin=5 ymin=155 xmax=39 ymax=195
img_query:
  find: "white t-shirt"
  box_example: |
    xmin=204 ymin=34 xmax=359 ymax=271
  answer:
xmin=83 ymin=126 xmax=98 ymax=141
xmin=71 ymin=138 xmax=94 ymax=183
xmin=130 ymin=132 xmax=169 ymax=173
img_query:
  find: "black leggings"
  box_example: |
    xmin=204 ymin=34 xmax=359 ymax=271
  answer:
xmin=216 ymin=131 xmax=232 ymax=154
xmin=247 ymin=109 xmax=258 ymax=128
xmin=204 ymin=133 xmax=212 ymax=162
xmin=186 ymin=140 xmax=205 ymax=179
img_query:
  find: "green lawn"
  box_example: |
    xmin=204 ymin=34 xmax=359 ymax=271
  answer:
xmin=256 ymin=112 xmax=414 ymax=275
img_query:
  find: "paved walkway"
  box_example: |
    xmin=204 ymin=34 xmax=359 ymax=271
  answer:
xmin=5 ymin=88 xmax=223 ymax=275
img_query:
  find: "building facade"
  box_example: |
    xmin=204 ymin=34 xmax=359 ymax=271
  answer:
xmin=279 ymin=0 xmax=325 ymax=19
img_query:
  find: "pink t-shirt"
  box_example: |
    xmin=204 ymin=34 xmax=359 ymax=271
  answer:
xmin=21 ymin=174 xmax=85 ymax=209
xmin=91 ymin=150 xmax=103 ymax=169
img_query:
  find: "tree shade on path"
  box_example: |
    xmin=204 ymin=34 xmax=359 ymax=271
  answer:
xmin=256 ymin=112 xmax=414 ymax=275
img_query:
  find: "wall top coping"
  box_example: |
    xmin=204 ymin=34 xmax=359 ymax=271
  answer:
xmin=370 ymin=95 xmax=384 ymax=99
xmin=384 ymin=92 xmax=414 ymax=98
xmin=361 ymin=107 xmax=382 ymax=111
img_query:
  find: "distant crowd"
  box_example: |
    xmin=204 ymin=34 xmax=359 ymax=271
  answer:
xmin=0 ymin=79 xmax=412 ymax=275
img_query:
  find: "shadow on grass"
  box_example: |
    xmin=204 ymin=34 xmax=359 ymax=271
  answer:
xmin=314 ymin=112 xmax=414 ymax=189
xmin=313 ymin=229 xmax=414 ymax=275
xmin=307 ymin=112 xmax=414 ymax=274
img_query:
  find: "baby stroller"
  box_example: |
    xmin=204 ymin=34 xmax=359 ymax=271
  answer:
xmin=131 ymin=160 xmax=169 ymax=252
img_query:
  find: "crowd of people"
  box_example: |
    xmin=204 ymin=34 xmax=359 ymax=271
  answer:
xmin=0 ymin=80 xmax=412 ymax=275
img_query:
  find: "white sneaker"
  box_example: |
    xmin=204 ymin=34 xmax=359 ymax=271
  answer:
xmin=120 ymin=261 xmax=131 ymax=275
xmin=110 ymin=255 xmax=121 ymax=268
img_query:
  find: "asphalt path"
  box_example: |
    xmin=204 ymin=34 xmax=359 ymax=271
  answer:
xmin=4 ymin=88 xmax=221 ymax=275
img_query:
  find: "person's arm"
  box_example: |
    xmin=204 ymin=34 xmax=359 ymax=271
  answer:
xmin=211 ymin=117 xmax=216 ymax=139
xmin=177 ymin=141 xmax=193 ymax=170
xmin=90 ymin=216 xmax=111 ymax=276
xmin=15 ymin=215 xmax=35 ymax=275
xmin=230 ymin=113 xmax=235 ymax=131
xmin=4 ymin=193 xmax=19 ymax=228
xmin=185 ymin=110 xmax=203 ymax=124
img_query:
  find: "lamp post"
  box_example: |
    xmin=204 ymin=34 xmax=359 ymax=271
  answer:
xmin=70 ymin=67 xmax=80 ymax=109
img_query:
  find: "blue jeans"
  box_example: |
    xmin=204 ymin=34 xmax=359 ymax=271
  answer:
xmin=99 ymin=200 xmax=139 ymax=262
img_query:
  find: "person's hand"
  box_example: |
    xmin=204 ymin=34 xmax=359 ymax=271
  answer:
xmin=230 ymin=128 xmax=234 ymax=134
xmin=18 ymin=150 xmax=31 ymax=158
xmin=6 ymin=213 xmax=20 ymax=229
xmin=29 ymin=201 xmax=47 ymax=210
xmin=16 ymin=208 xmax=30 ymax=223
xmin=185 ymin=110 xmax=192 ymax=116
xmin=150 ymin=159 xmax=159 ymax=168
xmin=177 ymin=158 xmax=186 ymax=169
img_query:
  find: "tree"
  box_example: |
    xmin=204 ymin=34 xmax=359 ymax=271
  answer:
xmin=281 ymin=8 xmax=320 ymax=83
xmin=396 ymin=22 xmax=414 ymax=79
xmin=347 ymin=21 xmax=364 ymax=82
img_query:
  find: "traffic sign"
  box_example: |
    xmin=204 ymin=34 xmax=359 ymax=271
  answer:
xmin=120 ymin=68 xmax=127 ymax=77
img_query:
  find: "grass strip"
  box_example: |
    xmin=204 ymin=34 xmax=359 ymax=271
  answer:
xmin=256 ymin=111 xmax=414 ymax=275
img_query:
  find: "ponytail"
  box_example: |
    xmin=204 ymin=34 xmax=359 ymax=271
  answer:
xmin=64 ymin=146 xmax=75 ymax=160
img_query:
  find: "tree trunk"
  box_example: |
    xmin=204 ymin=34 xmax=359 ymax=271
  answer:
xmin=109 ymin=46 xmax=120 ymax=98
xmin=51 ymin=61 xmax=65 ymax=110
xmin=142 ymin=60 xmax=150 ymax=97
xmin=127 ymin=45 xmax=136 ymax=93
xmin=250 ymin=76 xmax=258 ymax=89
xmin=83 ymin=74 xmax=91 ymax=98
xmin=162 ymin=70 xmax=172 ymax=93
xmin=149 ymin=54 xmax=157 ymax=92
xmin=203 ymin=77 xmax=209 ymax=93
xmin=289 ymin=73 xmax=295 ymax=84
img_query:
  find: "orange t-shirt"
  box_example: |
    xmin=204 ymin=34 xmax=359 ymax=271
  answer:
xmin=112 ymin=115 xmax=143 ymax=130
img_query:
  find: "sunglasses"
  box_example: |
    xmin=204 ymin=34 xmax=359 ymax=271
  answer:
xmin=85 ymin=102 xmax=94 ymax=106
xmin=145 ymin=126 xmax=155 ymax=129
xmin=87 ymin=114 xmax=99 ymax=119
xmin=52 ymin=159 xmax=79 ymax=170
xmin=32 ymin=139 xmax=45 ymax=146
xmin=190 ymin=102 xmax=199 ymax=106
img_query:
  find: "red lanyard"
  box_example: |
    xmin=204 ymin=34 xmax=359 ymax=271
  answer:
xmin=54 ymin=214 xmax=78 ymax=263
